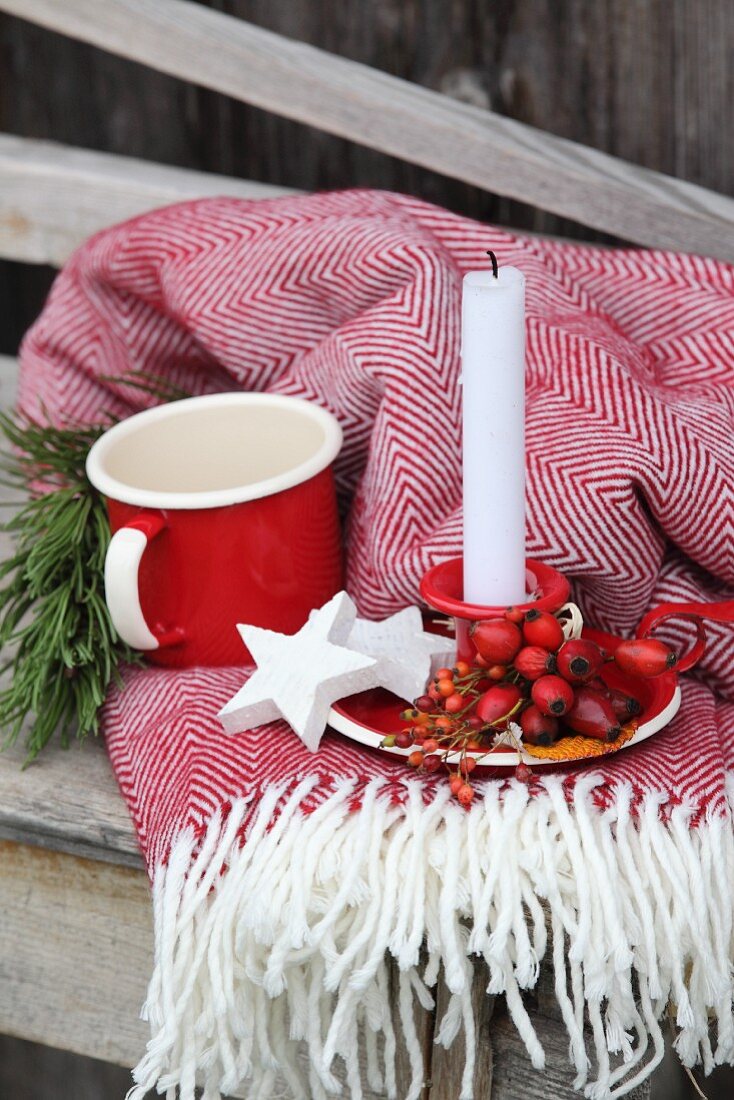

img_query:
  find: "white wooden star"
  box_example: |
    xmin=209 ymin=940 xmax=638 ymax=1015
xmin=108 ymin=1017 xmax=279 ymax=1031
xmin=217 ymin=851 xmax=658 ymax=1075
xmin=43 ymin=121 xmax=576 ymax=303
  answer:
xmin=346 ymin=606 xmax=455 ymax=703
xmin=218 ymin=591 xmax=379 ymax=751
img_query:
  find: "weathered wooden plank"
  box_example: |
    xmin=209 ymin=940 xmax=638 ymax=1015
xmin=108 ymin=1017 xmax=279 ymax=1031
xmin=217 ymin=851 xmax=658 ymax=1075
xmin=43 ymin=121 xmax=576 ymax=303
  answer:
xmin=429 ymin=961 xmax=651 ymax=1099
xmin=0 ymin=839 xmax=419 ymax=1098
xmin=3 ymin=839 xmax=648 ymax=1099
xmin=0 ymin=840 xmax=151 ymax=1065
xmin=0 ymin=737 xmax=142 ymax=867
xmin=0 ymin=0 xmax=732 ymax=259
xmin=0 ymin=134 xmax=293 ymax=266
xmin=428 ymin=964 xmax=494 ymax=1098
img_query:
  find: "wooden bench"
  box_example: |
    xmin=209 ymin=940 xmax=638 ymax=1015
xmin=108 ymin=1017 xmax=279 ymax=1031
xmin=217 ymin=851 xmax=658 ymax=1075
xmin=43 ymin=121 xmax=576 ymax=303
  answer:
xmin=0 ymin=2 xmax=732 ymax=1096
xmin=0 ymin=348 xmax=652 ymax=1094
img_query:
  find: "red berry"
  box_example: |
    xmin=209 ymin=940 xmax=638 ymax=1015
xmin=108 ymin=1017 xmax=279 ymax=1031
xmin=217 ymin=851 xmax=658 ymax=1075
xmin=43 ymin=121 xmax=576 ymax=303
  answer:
xmin=449 ymin=774 xmax=463 ymax=795
xmin=504 ymin=606 xmax=525 ymax=624
xmin=465 ymin=715 xmax=484 ymax=731
xmin=395 ymin=730 xmax=413 ymax=749
xmin=514 ymin=645 xmax=555 ymax=681
xmin=470 ymin=618 xmax=523 ymax=664
xmin=438 ymin=678 xmax=456 ymax=697
xmin=486 ymin=664 xmax=508 ymax=682
xmin=608 ymin=689 xmax=643 ymax=721
xmin=613 ymin=639 xmax=677 ymax=678
xmin=444 ymin=692 xmax=464 ymax=714
xmin=424 ymin=753 xmax=442 ymax=772
xmin=435 ymin=667 xmax=454 ymax=681
xmin=556 ymin=639 xmax=605 ymax=684
xmin=454 ymin=661 xmax=472 ymax=678
xmin=434 ymin=716 xmax=455 ymax=733
xmin=564 ymin=688 xmax=621 ymax=741
xmin=531 ymin=675 xmax=574 ymax=717
xmin=428 ymin=684 xmax=442 ymax=702
xmin=519 ymin=704 xmax=559 ymax=746
xmin=407 ymin=750 xmax=424 ymax=767
xmin=423 ymin=738 xmax=439 ymax=753
xmin=465 ymin=739 xmax=483 ymax=751
xmin=459 ymin=756 xmax=477 ymax=774
xmin=476 ymin=683 xmax=522 ymax=726
xmin=415 ymin=695 xmax=433 ymax=712
xmin=522 ymin=610 xmax=565 ymax=651
xmin=457 ymin=783 xmax=475 ymax=805
xmin=515 ymin=762 xmax=533 ymax=784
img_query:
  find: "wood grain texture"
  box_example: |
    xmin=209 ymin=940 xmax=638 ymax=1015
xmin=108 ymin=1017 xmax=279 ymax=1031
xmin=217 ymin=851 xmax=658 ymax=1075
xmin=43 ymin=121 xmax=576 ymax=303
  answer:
xmin=0 ymin=134 xmax=293 ymax=266
xmin=426 ymin=961 xmax=650 ymax=1099
xmin=0 ymin=0 xmax=732 ymax=258
xmin=428 ymin=963 xmax=495 ymax=1098
xmin=0 ymin=840 xmax=420 ymax=1098
xmin=0 ymin=737 xmax=142 ymax=867
xmin=0 ymin=840 xmax=152 ymax=1065
xmin=1 ymin=838 xmax=648 ymax=1098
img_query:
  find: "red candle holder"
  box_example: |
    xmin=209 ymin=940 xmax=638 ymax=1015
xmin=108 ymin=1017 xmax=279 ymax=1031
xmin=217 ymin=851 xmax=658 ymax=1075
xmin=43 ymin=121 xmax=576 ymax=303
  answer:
xmin=330 ymin=555 xmax=691 ymax=769
xmin=419 ymin=557 xmax=571 ymax=665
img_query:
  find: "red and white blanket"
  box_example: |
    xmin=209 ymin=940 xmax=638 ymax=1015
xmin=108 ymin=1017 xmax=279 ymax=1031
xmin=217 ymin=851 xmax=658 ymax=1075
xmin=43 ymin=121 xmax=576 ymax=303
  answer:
xmin=19 ymin=190 xmax=734 ymax=1099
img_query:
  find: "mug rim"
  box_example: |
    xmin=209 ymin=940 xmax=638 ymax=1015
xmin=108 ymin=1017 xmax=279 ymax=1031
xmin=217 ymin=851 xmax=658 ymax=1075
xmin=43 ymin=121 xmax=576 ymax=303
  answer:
xmin=86 ymin=392 xmax=343 ymax=510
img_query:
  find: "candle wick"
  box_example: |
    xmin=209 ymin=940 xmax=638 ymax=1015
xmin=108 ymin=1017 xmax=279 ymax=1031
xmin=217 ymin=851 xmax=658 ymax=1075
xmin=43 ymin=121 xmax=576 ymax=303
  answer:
xmin=486 ymin=250 xmax=499 ymax=278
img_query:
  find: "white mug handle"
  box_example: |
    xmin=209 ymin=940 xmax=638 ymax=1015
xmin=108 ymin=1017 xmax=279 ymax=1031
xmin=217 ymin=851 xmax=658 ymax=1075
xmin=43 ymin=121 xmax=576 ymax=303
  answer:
xmin=104 ymin=513 xmax=183 ymax=651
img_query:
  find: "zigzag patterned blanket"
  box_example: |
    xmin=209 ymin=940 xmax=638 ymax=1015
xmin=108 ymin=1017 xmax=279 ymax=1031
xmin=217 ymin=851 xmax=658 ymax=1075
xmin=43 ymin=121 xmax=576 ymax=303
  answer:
xmin=18 ymin=190 xmax=734 ymax=1099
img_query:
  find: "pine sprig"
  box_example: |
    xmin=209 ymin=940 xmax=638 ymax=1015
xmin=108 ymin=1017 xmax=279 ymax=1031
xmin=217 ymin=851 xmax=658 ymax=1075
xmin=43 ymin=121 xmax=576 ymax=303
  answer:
xmin=0 ymin=411 xmax=140 ymax=762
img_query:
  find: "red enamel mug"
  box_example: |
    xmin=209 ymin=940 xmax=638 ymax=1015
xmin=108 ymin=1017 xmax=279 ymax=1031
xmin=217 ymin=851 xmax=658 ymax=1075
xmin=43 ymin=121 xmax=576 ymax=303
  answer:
xmin=86 ymin=393 xmax=343 ymax=667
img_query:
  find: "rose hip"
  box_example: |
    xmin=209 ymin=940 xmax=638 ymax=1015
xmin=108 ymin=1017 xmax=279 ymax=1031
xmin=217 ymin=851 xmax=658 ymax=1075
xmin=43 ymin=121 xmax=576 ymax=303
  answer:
xmin=444 ymin=693 xmax=464 ymax=714
xmin=470 ymin=618 xmax=523 ymax=664
xmin=522 ymin=609 xmax=565 ymax=651
xmin=514 ymin=645 xmax=555 ymax=681
xmin=531 ymin=674 xmax=574 ymax=716
xmin=476 ymin=683 xmax=522 ymax=726
xmin=556 ymin=639 xmax=605 ymax=683
xmin=519 ymin=704 xmax=559 ymax=746
xmin=504 ymin=606 xmax=525 ymax=624
xmin=608 ymin=689 xmax=643 ymax=721
xmin=564 ymin=688 xmax=621 ymax=741
xmin=613 ymin=638 xmax=677 ymax=677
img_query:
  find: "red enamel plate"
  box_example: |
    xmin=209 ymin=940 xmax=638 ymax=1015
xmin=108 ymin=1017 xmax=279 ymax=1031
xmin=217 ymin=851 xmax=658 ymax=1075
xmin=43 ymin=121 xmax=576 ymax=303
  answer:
xmin=328 ymin=628 xmax=681 ymax=770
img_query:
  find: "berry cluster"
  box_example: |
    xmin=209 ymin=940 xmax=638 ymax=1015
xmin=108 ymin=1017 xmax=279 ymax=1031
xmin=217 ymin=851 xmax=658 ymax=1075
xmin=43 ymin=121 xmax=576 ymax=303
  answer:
xmin=383 ymin=607 xmax=677 ymax=804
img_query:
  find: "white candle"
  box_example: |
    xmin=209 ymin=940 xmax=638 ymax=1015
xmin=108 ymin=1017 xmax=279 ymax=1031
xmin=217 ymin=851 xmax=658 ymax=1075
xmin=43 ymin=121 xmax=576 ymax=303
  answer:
xmin=461 ymin=257 xmax=526 ymax=606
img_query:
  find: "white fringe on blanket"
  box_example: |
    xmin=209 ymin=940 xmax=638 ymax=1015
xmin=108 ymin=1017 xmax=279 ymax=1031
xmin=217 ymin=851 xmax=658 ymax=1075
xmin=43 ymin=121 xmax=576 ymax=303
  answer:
xmin=128 ymin=773 xmax=734 ymax=1100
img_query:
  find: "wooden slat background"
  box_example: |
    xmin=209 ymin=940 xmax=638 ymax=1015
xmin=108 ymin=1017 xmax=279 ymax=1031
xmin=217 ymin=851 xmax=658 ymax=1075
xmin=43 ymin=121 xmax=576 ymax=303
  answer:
xmin=0 ymin=4 xmax=732 ymax=1097
xmin=2 ymin=0 xmax=733 ymax=261
xmin=0 ymin=0 xmax=732 ymax=352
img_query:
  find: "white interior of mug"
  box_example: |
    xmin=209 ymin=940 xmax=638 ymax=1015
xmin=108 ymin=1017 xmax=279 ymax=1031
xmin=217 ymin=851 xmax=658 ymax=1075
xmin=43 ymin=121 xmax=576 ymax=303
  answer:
xmin=86 ymin=393 xmax=343 ymax=509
